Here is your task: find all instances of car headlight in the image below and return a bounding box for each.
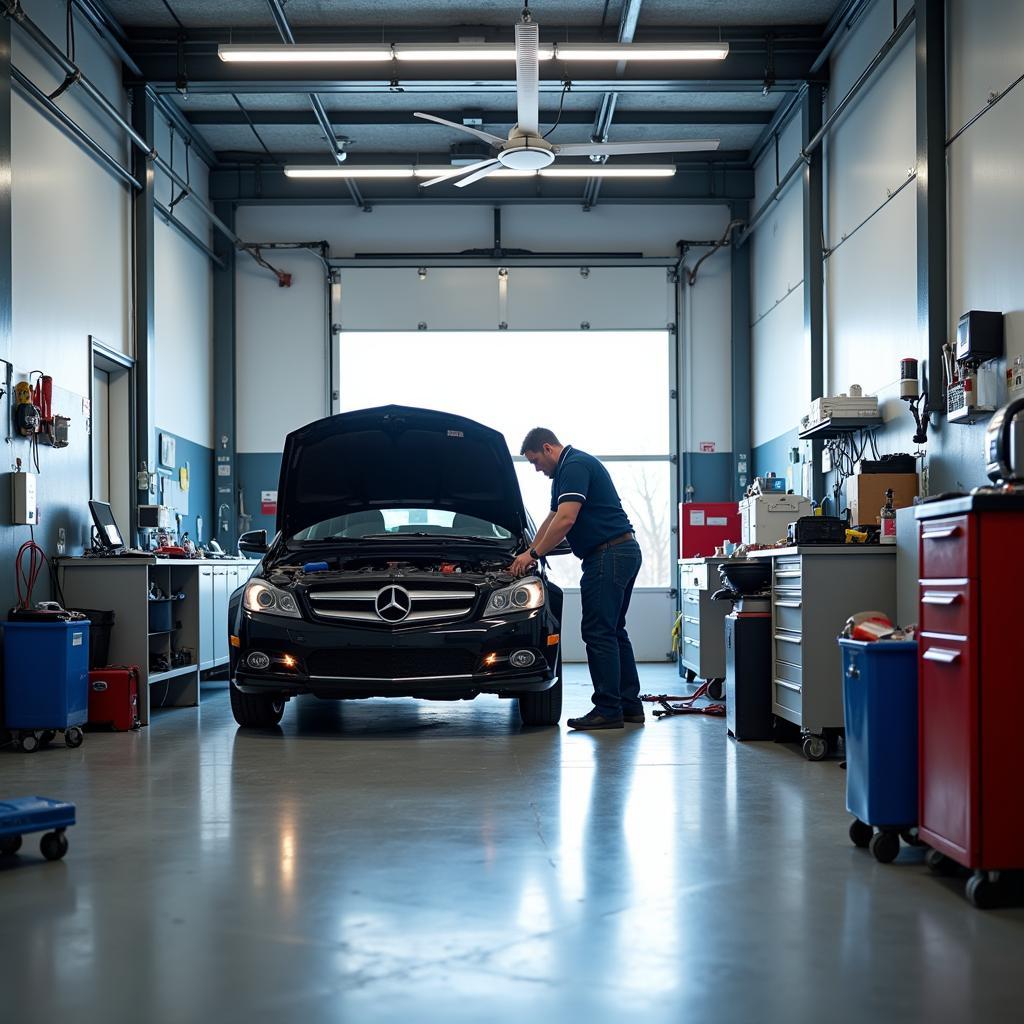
[243,579,301,619]
[484,578,545,616]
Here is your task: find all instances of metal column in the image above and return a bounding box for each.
[0,16,11,365]
[212,201,239,549]
[131,84,155,541]
[915,0,947,412]
[802,83,825,502]
[730,199,751,499]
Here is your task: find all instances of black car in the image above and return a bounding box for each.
[228,405,564,730]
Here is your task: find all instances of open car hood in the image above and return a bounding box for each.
[277,405,529,539]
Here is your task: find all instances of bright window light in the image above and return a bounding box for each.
[218,44,393,63]
[554,43,729,60]
[284,166,415,178]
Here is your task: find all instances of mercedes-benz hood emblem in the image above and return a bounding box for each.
[375,585,412,623]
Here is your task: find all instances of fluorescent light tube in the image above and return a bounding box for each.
[412,167,535,178]
[553,43,729,61]
[540,166,677,178]
[218,44,393,63]
[284,167,415,179]
[394,44,554,61]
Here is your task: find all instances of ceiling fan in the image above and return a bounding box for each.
[415,11,720,188]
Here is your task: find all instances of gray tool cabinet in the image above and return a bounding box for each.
[750,546,897,760]
[677,557,730,695]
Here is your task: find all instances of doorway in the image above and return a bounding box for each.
[90,339,134,542]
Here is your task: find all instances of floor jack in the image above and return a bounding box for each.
[641,680,726,719]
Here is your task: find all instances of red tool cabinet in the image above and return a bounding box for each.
[916,496,1024,904]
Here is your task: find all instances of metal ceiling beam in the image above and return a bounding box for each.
[182,108,774,128]
[583,0,643,210]
[264,0,366,209]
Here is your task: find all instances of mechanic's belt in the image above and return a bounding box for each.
[589,532,635,556]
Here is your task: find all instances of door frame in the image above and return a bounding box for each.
[89,337,137,543]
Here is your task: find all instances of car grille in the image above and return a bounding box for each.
[306,581,477,626]
[307,648,478,680]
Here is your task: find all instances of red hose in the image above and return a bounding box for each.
[15,541,47,610]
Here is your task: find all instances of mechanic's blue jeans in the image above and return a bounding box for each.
[579,539,643,719]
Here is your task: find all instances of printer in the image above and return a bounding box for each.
[739,476,814,546]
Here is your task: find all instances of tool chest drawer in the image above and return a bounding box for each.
[919,583,973,639]
[773,601,803,635]
[682,614,701,641]
[920,515,975,580]
[774,632,803,665]
[775,657,803,687]
[774,678,803,717]
[774,562,802,586]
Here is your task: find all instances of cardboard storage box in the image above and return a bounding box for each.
[847,473,919,527]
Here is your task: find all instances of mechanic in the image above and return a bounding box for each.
[510,427,643,731]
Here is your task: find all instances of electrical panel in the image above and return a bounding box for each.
[11,472,37,525]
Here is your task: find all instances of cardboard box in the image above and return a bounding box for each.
[847,473,919,527]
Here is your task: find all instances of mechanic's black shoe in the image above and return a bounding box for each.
[567,709,624,731]
[623,712,646,725]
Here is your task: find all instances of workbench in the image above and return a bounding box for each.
[749,545,897,759]
[56,557,257,725]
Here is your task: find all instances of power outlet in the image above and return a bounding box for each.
[56,527,67,555]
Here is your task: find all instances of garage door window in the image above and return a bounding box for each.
[339,330,673,588]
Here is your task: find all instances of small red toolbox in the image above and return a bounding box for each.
[88,666,141,731]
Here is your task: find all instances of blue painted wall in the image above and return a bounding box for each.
[238,452,285,540]
[154,427,214,546]
[753,429,800,482]
[682,452,734,502]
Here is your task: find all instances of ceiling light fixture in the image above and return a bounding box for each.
[284,166,415,178]
[217,41,726,64]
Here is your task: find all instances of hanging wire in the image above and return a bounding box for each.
[542,79,572,138]
[47,0,81,101]
[167,136,192,214]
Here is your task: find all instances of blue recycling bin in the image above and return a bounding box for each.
[840,638,918,833]
[3,621,90,732]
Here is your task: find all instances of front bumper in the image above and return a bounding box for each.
[232,607,558,701]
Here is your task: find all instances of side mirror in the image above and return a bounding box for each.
[238,529,269,555]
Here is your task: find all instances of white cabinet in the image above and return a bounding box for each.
[199,567,215,670]
[212,568,229,665]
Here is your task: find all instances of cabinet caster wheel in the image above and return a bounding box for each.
[900,828,923,847]
[40,831,69,862]
[849,819,873,849]
[40,730,57,746]
[925,849,957,875]
[869,830,901,864]
[18,732,39,754]
[64,727,84,749]
[0,834,23,856]
[684,668,697,683]
[707,679,725,701]
[802,735,828,761]
[966,872,1003,910]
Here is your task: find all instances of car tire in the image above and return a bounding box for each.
[230,679,286,729]
[518,657,562,727]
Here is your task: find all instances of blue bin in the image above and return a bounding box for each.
[2,621,90,731]
[840,638,918,827]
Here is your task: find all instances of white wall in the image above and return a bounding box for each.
[153,115,214,448]
[11,0,131,393]
[234,202,734,458]
[750,0,1023,496]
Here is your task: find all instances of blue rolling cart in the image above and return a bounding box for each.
[0,797,75,860]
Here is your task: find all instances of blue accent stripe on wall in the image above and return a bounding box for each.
[238,452,284,540]
[753,429,799,481]
[154,428,214,546]
[683,452,734,502]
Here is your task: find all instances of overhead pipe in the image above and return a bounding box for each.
[11,65,142,191]
[155,200,226,268]
[738,6,915,247]
[71,0,143,78]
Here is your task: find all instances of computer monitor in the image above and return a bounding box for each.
[89,500,125,550]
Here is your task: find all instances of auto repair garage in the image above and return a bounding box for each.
[1,0,1022,1018]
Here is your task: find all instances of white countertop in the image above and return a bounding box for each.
[748,545,897,557]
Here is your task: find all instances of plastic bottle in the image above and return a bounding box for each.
[880,488,897,545]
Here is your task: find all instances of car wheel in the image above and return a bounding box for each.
[518,655,562,727]
[230,679,286,729]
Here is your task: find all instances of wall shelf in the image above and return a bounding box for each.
[149,664,197,685]
[799,416,884,440]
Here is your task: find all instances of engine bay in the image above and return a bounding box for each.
[268,554,517,588]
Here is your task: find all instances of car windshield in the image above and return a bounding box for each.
[291,508,514,543]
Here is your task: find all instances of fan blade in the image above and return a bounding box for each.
[419,159,498,188]
[514,21,540,136]
[453,161,504,188]
[412,112,505,146]
[553,139,721,156]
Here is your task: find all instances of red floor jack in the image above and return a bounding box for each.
[641,681,726,719]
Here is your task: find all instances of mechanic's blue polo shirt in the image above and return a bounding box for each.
[550,445,634,557]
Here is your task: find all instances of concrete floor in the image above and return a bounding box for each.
[1,664,1021,1023]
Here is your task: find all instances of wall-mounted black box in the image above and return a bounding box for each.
[955,310,1003,363]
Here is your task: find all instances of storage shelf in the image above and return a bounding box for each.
[149,664,197,685]
[799,416,884,440]
[148,628,181,636]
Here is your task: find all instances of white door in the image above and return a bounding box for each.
[92,368,110,504]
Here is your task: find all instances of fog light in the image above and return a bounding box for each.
[510,649,536,668]
[281,654,297,669]
[246,651,271,671]
[483,652,499,667]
